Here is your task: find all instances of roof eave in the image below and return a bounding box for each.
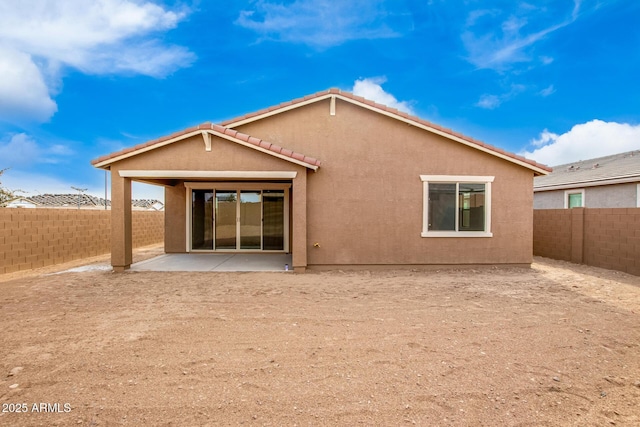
[534,174,640,191]
[92,128,320,171]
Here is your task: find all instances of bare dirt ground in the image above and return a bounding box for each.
[1,249,639,426]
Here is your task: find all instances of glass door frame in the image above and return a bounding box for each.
[185,182,290,253]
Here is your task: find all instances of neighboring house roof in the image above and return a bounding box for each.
[534,150,640,191]
[3,194,164,210]
[27,193,111,208]
[132,199,164,210]
[4,197,37,208]
[91,88,551,175]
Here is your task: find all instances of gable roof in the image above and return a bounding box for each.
[92,89,550,175]
[91,123,321,170]
[534,149,640,191]
[222,88,552,176]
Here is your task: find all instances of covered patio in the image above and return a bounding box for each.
[91,123,320,273]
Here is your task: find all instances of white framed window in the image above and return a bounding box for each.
[420,175,494,238]
[636,184,640,208]
[564,189,585,208]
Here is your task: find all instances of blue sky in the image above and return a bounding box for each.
[1,0,639,200]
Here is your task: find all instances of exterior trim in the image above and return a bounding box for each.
[637,183,640,208]
[184,182,292,190]
[421,175,494,238]
[420,175,495,183]
[564,189,585,209]
[121,171,298,179]
[420,231,493,238]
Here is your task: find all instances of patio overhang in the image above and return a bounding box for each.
[117,170,299,186]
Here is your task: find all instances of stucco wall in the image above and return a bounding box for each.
[534,191,565,209]
[236,99,536,266]
[534,183,639,209]
[587,183,638,207]
[105,97,539,267]
[0,209,164,274]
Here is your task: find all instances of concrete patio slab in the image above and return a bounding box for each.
[129,253,292,272]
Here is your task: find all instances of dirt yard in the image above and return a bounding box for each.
[1,250,639,426]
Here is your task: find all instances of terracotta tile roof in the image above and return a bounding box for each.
[92,88,550,174]
[221,88,552,174]
[91,123,321,169]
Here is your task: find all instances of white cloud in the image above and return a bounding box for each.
[476,94,501,110]
[531,129,559,147]
[236,0,401,48]
[462,2,582,71]
[352,77,414,114]
[475,84,525,109]
[0,133,40,166]
[0,0,194,124]
[0,133,74,166]
[539,85,556,97]
[540,56,554,65]
[520,120,640,165]
[0,46,57,123]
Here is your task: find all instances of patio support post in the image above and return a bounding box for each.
[292,170,307,272]
[111,171,132,272]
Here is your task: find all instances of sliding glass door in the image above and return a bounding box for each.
[240,191,261,249]
[190,186,288,252]
[262,190,284,250]
[215,191,237,250]
[192,190,213,250]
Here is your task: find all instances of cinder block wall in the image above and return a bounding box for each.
[584,208,640,274]
[533,209,572,261]
[0,209,164,274]
[131,211,165,248]
[534,207,640,276]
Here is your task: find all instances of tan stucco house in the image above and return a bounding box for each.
[92,89,551,272]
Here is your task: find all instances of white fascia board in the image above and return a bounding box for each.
[119,170,298,179]
[420,175,495,182]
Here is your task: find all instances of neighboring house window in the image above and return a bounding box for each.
[564,189,585,208]
[420,175,494,237]
[637,184,640,208]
